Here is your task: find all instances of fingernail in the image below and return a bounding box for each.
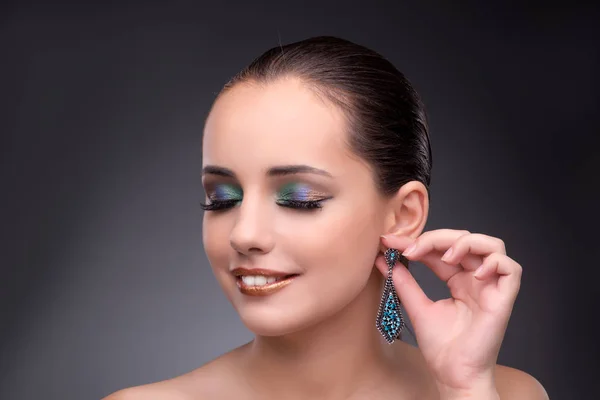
[402,243,417,256]
[380,235,389,240]
[474,264,484,278]
[441,248,453,262]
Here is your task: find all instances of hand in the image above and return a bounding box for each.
[377,229,522,399]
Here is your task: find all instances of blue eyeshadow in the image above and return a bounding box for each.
[212,184,242,200]
[278,183,315,201]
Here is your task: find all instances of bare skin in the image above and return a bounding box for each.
[103,77,547,400]
[103,340,544,399]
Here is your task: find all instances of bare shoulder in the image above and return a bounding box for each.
[102,345,247,400]
[102,381,190,400]
[495,364,549,400]
[396,344,548,399]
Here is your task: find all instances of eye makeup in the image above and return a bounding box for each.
[200,183,242,211]
[211,184,243,201]
[200,181,333,212]
[275,182,332,209]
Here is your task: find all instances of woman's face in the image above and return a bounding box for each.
[202,77,389,336]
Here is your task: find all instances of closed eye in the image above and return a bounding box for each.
[200,199,240,211]
[276,198,332,210]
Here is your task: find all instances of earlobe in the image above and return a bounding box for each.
[385,181,429,239]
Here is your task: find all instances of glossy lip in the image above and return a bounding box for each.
[231,267,293,278]
[231,267,299,296]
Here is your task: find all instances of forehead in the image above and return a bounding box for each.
[203,78,357,175]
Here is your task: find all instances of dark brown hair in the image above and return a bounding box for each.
[218,35,433,199]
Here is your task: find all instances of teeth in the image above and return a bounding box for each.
[241,275,285,286]
[255,276,267,286]
[242,276,255,286]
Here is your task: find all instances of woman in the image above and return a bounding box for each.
[105,36,548,399]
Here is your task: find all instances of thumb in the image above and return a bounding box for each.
[391,262,432,326]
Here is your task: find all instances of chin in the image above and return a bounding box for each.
[234,300,333,337]
[236,306,309,337]
[220,276,365,338]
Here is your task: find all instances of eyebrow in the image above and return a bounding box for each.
[202,165,333,178]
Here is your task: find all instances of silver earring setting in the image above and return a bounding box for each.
[376,248,406,344]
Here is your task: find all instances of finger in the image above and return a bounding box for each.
[393,263,433,326]
[398,229,471,260]
[381,231,474,282]
[376,257,433,326]
[474,253,522,296]
[374,251,411,276]
[376,251,465,283]
[441,233,507,268]
[456,253,483,273]
[380,235,415,254]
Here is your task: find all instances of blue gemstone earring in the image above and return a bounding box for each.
[376,248,406,344]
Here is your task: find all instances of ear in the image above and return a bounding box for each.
[383,180,429,239]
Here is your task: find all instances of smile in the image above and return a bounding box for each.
[232,268,299,296]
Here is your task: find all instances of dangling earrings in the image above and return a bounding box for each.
[376,248,406,344]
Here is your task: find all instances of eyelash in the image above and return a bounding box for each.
[199,199,240,211]
[199,198,328,212]
[277,199,326,209]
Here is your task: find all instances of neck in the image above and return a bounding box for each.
[243,270,401,399]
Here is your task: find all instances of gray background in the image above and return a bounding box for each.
[1,1,598,399]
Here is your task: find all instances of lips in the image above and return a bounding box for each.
[231,267,299,296]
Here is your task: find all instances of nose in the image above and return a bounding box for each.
[229,197,275,256]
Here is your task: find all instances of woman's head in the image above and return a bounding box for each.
[201,36,431,337]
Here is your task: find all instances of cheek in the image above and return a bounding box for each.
[202,215,232,273]
[282,199,383,277]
